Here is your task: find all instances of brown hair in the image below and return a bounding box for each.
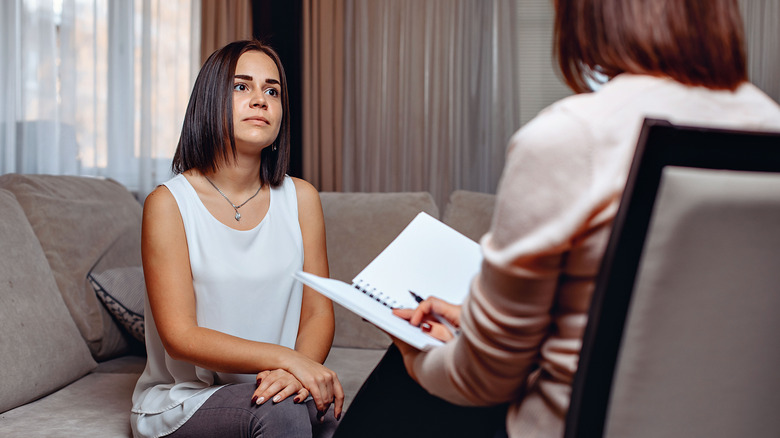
[172,40,290,187]
[554,0,748,93]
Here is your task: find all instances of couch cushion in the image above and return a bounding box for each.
[0,372,138,438]
[93,355,147,374]
[88,267,146,344]
[319,192,438,349]
[0,189,97,414]
[441,190,496,242]
[0,174,143,360]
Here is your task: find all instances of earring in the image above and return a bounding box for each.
[272,144,278,151]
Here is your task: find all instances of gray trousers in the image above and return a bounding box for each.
[166,383,339,438]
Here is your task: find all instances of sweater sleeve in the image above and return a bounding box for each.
[412,107,598,406]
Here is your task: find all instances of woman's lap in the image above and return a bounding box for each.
[167,383,338,438]
[170,346,507,438]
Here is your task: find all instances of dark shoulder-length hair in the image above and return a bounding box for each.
[554,0,748,93]
[172,40,290,187]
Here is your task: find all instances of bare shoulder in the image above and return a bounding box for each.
[291,176,319,199]
[291,177,323,214]
[142,185,185,238]
[141,184,189,271]
[143,185,178,218]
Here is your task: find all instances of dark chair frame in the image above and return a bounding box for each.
[563,118,780,437]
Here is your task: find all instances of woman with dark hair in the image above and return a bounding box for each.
[131,40,342,438]
[334,1,780,437]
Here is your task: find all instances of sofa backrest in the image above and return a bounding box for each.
[441,190,496,243]
[0,174,143,361]
[0,172,497,364]
[0,188,97,413]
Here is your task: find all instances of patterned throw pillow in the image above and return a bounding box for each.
[88,267,145,344]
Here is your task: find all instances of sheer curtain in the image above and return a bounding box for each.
[0,0,197,198]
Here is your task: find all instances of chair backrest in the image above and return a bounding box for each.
[564,118,780,438]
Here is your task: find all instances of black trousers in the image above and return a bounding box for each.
[333,344,508,438]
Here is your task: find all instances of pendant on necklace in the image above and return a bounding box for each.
[235,211,241,221]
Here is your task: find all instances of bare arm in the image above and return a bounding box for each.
[292,177,335,364]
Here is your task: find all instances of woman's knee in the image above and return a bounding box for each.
[214,384,312,436]
[173,384,313,437]
[254,397,312,436]
[307,402,339,438]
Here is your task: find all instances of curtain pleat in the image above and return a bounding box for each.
[200,0,252,64]
[740,0,780,103]
[303,0,345,192]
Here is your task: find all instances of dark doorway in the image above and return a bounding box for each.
[252,0,303,178]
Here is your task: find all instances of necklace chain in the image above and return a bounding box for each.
[204,176,263,221]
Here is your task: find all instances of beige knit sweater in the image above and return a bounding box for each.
[412,74,780,438]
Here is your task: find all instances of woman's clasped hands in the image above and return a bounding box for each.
[252,355,345,421]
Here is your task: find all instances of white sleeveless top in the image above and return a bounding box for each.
[131,174,304,438]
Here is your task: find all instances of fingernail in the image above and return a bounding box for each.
[317,411,325,421]
[293,396,300,403]
[336,413,342,421]
[256,378,261,386]
[273,395,281,403]
[421,322,432,332]
[255,396,264,405]
[251,395,258,404]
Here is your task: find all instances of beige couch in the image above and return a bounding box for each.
[0,174,495,437]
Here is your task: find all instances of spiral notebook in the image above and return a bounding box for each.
[294,212,482,350]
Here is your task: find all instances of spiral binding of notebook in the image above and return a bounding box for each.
[352,279,401,308]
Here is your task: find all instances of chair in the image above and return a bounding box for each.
[564,118,780,438]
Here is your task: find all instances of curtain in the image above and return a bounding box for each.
[303,0,571,207]
[740,0,780,103]
[200,0,252,64]
[1,0,66,176]
[343,0,522,207]
[302,0,345,192]
[0,0,196,198]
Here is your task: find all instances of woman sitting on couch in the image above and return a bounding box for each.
[131,40,342,438]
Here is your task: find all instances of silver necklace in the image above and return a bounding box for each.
[204,176,263,221]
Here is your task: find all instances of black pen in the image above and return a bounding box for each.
[408,291,459,338]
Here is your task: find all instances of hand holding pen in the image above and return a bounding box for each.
[391,291,462,341]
